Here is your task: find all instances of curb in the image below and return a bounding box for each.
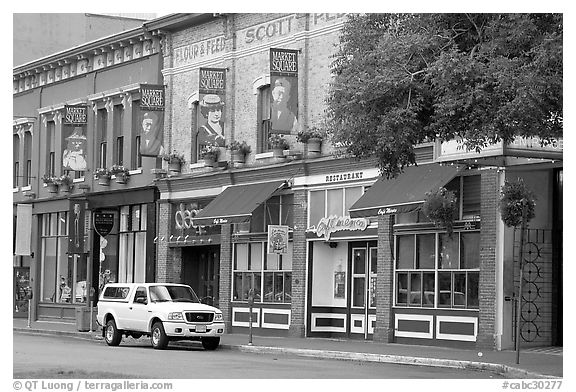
[14,328,557,379]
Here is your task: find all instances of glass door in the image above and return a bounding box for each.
[351,245,377,339]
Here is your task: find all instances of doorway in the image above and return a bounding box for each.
[182,246,220,308]
[349,242,377,339]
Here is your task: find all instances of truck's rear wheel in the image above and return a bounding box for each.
[105,319,122,346]
[151,322,169,350]
[201,337,220,350]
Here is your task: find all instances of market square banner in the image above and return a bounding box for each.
[62,105,88,172]
[139,84,165,157]
[270,48,298,134]
[197,68,227,159]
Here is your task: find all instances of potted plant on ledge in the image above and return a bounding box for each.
[228,141,252,164]
[55,174,73,192]
[162,150,186,173]
[42,174,59,193]
[297,126,324,158]
[110,165,130,184]
[268,134,289,158]
[200,144,220,167]
[95,168,112,186]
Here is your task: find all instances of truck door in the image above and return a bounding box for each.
[128,286,150,332]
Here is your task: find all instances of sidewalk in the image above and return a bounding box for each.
[13,318,562,379]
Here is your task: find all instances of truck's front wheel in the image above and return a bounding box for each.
[201,337,220,350]
[104,319,122,346]
[151,322,169,350]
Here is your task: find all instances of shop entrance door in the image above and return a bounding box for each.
[350,243,377,339]
[182,246,220,308]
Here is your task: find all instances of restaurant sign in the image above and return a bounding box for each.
[316,215,370,241]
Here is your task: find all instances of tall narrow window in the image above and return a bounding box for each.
[98,109,108,169]
[258,86,271,153]
[134,136,142,168]
[24,131,32,186]
[46,121,55,176]
[116,136,124,166]
[113,104,124,166]
[13,134,19,188]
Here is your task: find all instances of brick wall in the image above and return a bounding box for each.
[219,224,233,331]
[477,169,498,349]
[374,214,395,342]
[156,202,182,283]
[289,188,308,337]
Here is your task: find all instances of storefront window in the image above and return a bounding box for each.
[249,194,293,233]
[40,212,88,304]
[118,205,147,283]
[233,241,292,303]
[308,185,365,230]
[395,231,480,309]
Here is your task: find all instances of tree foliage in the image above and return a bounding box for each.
[326,14,563,178]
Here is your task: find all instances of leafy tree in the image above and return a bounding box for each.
[326,13,562,178]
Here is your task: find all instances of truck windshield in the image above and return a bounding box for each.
[149,285,200,303]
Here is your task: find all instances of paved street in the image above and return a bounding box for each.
[14,332,503,379]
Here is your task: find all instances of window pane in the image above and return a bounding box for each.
[266,252,279,270]
[461,232,480,269]
[370,248,377,275]
[467,272,479,308]
[344,186,363,214]
[463,176,481,218]
[353,249,366,275]
[253,272,261,302]
[439,233,459,269]
[396,273,408,305]
[438,272,452,307]
[309,190,325,228]
[266,196,280,226]
[250,243,262,271]
[263,272,273,302]
[281,242,292,270]
[369,275,377,308]
[327,188,344,217]
[416,234,435,269]
[353,277,365,307]
[233,272,242,300]
[284,272,292,303]
[281,194,294,227]
[396,235,414,269]
[422,272,435,307]
[235,244,248,270]
[250,204,265,233]
[409,272,421,306]
[453,272,466,307]
[57,238,71,303]
[58,212,67,236]
[120,206,129,232]
[74,255,88,303]
[274,272,284,302]
[42,238,57,302]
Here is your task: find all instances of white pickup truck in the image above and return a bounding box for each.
[96,283,225,350]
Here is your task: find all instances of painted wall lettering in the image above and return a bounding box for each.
[243,15,295,45]
[173,36,226,67]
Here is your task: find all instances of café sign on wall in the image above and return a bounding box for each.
[315,215,370,241]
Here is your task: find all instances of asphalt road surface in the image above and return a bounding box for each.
[13,332,503,379]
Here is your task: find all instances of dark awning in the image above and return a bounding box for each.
[192,180,287,226]
[349,164,461,218]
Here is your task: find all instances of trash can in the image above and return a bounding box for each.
[75,307,90,332]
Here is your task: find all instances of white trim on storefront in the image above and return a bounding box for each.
[394,314,434,339]
[311,312,347,333]
[261,308,291,330]
[232,307,260,328]
[435,315,478,342]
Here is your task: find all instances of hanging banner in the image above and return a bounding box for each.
[93,211,114,238]
[270,48,298,134]
[15,204,32,256]
[197,68,227,159]
[139,84,165,157]
[267,225,289,255]
[62,105,88,172]
[68,199,87,254]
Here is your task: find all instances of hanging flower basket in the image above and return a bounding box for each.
[499,179,536,227]
[421,187,458,237]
